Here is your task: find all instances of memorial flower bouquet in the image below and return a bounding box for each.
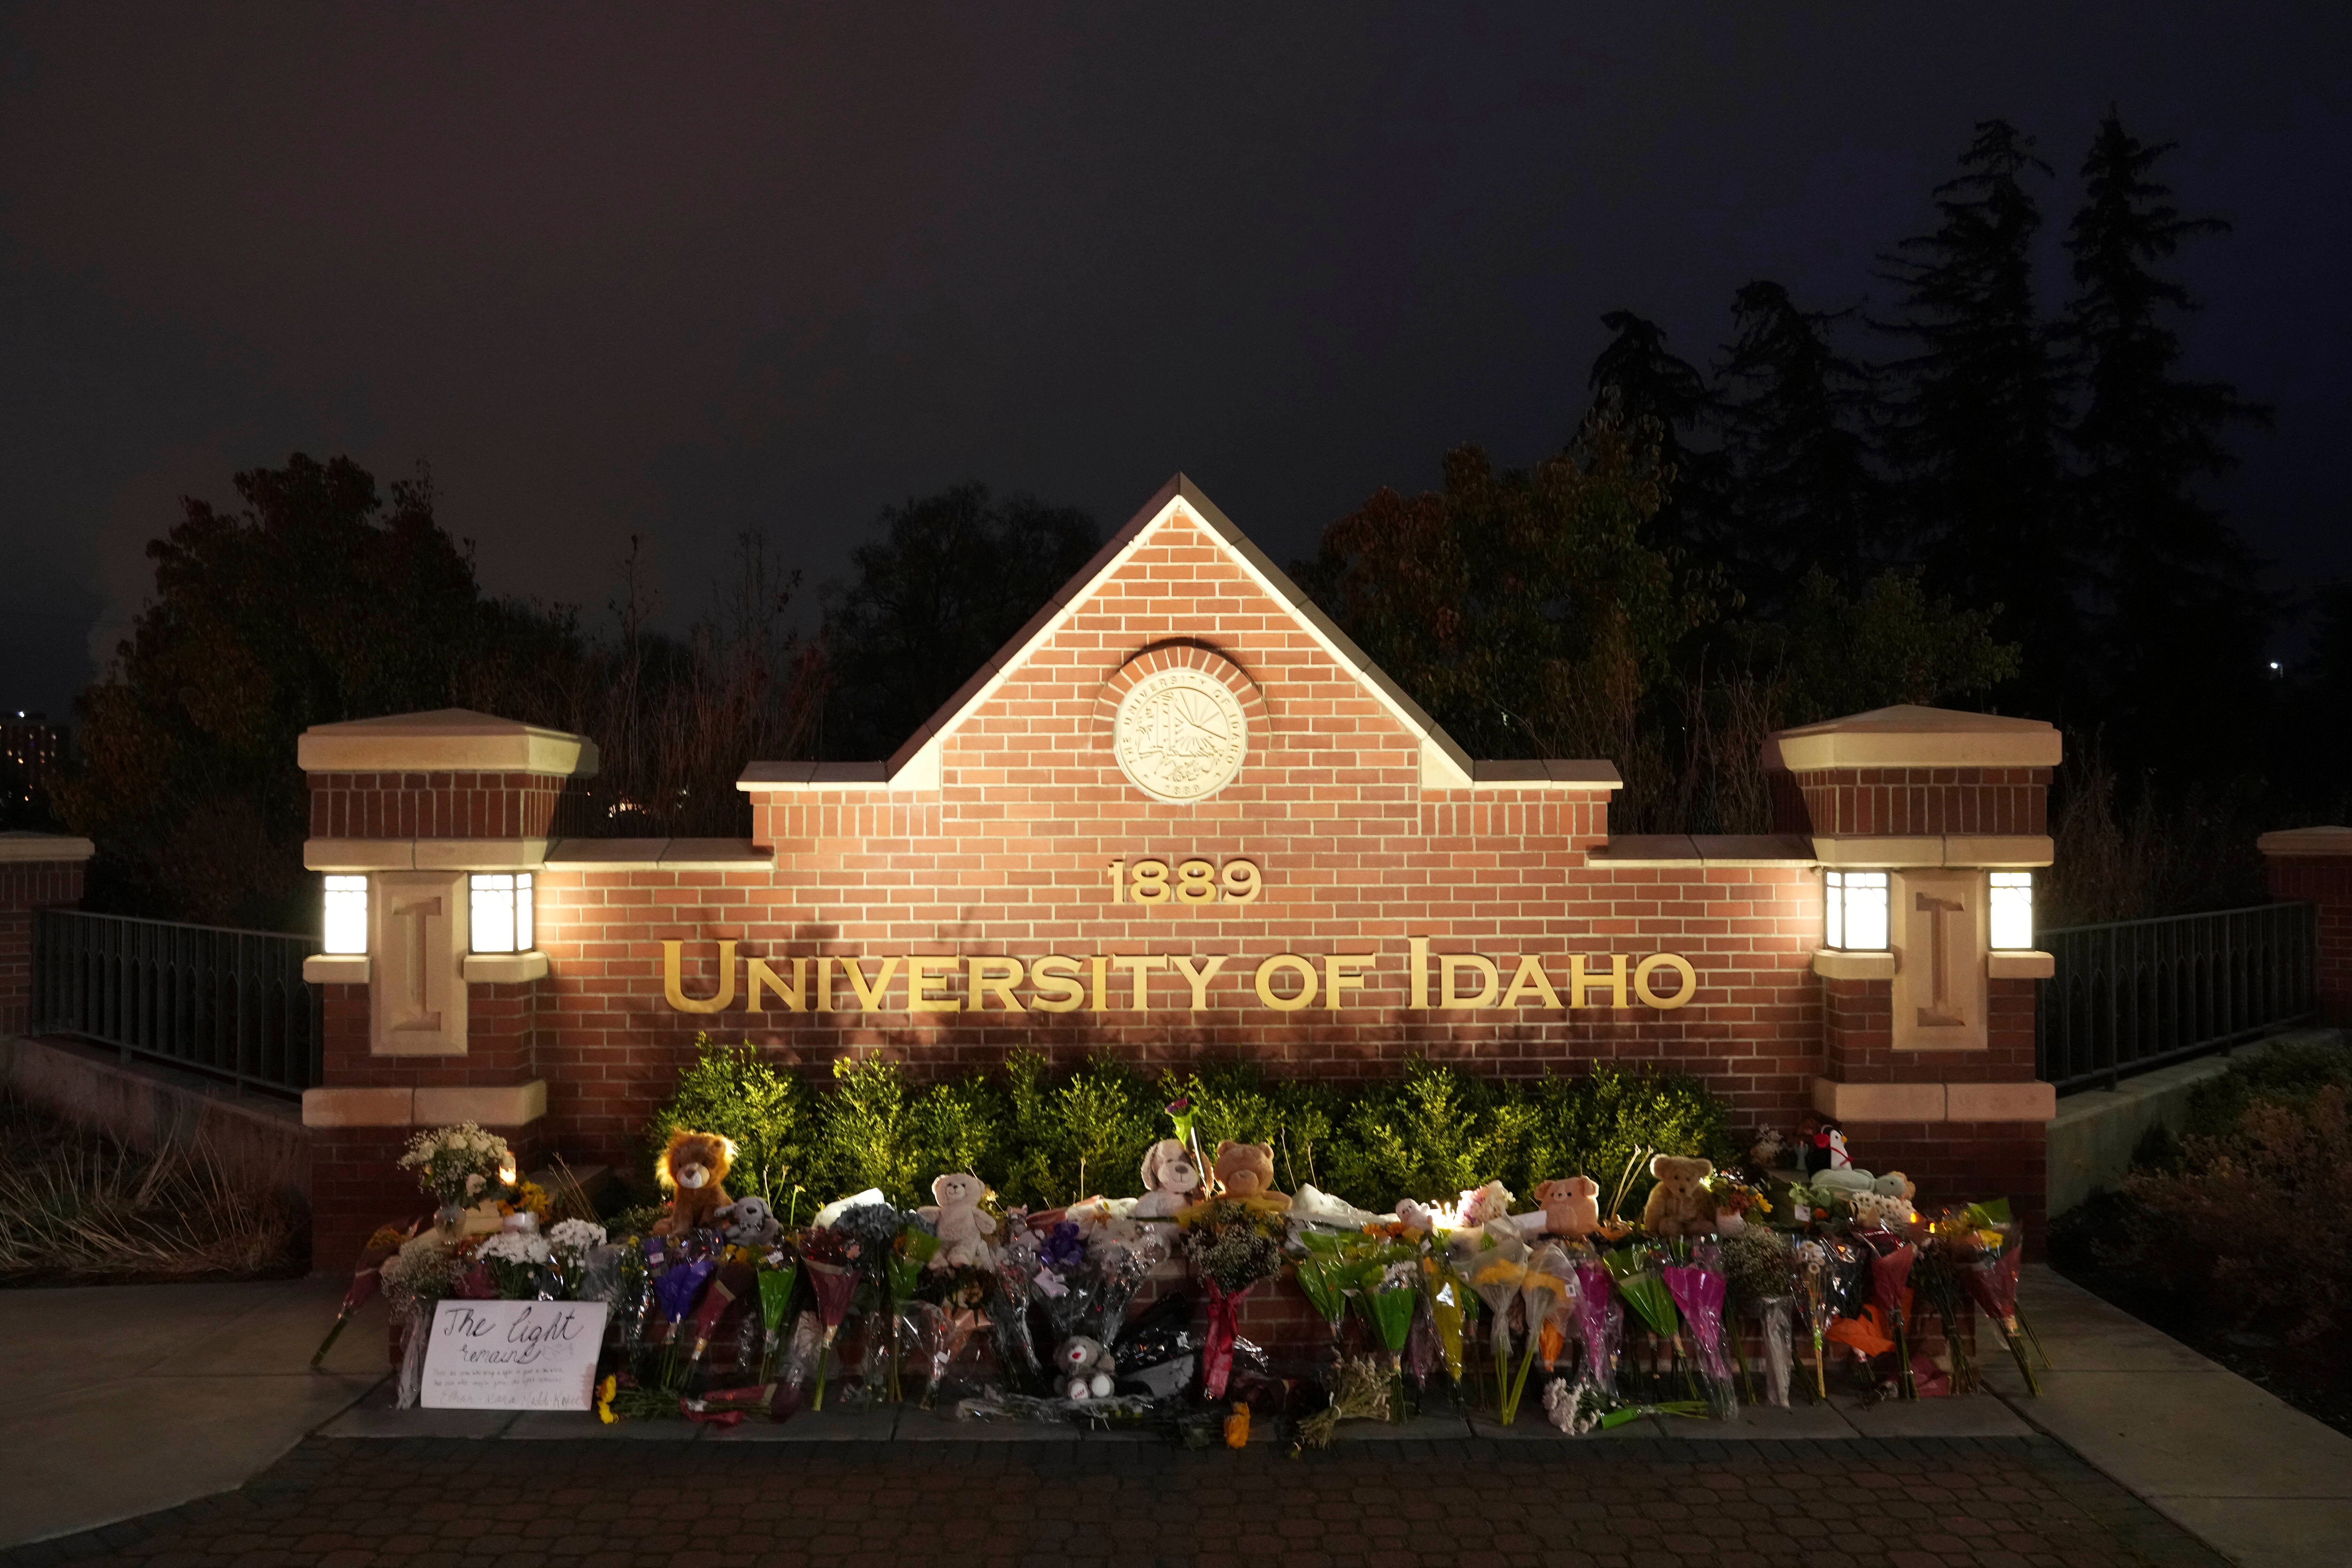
[1419,1251,1470,1393]
[1959,1200,2042,1395]
[546,1219,607,1300]
[1662,1240,1737,1418]
[474,1230,554,1299]
[798,1225,860,1409]
[753,1244,800,1383]
[1604,1243,1688,1400]
[396,1122,513,1227]
[1570,1251,1623,1405]
[1179,1197,1286,1399]
[1721,1224,1794,1407]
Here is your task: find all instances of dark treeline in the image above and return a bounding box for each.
[48,113,2348,932]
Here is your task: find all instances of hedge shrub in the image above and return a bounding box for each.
[647,1035,1739,1218]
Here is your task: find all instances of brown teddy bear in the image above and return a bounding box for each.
[653,1129,735,1236]
[1533,1175,1602,1240]
[1640,1154,1717,1239]
[1213,1140,1289,1208]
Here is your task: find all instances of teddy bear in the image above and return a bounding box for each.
[1639,1154,1717,1239]
[1532,1176,1602,1240]
[921,1171,999,1270]
[1055,1334,1118,1400]
[1132,1138,1203,1219]
[653,1130,735,1236]
[1212,1141,1289,1208]
[714,1195,782,1250]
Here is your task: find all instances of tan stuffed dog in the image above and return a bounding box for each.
[1533,1175,1602,1240]
[1133,1138,1203,1219]
[654,1129,735,1236]
[1213,1140,1289,1207]
[1640,1155,1717,1239]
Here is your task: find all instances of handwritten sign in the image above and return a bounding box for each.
[419,1299,608,1410]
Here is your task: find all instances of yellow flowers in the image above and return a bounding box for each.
[595,1375,618,1425]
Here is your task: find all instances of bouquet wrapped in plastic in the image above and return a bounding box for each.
[1860,1228,1918,1399]
[989,1221,1046,1392]
[1604,1243,1686,1400]
[1663,1241,1737,1419]
[1356,1259,1422,1421]
[797,1227,860,1409]
[1961,1200,2042,1395]
[1570,1252,1624,1406]
[1178,1199,1286,1400]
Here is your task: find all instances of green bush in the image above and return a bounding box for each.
[2181,1038,2352,1140]
[648,1039,1738,1217]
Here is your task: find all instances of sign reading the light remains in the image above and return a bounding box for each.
[420,1299,608,1410]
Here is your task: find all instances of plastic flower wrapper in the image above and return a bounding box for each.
[474,1230,554,1300]
[1524,1242,1580,1376]
[989,1223,1046,1391]
[1916,1215,1979,1395]
[1418,1255,1469,1391]
[1719,1224,1791,1403]
[1352,1259,1421,1420]
[685,1259,757,1391]
[755,1249,800,1382]
[1570,1253,1624,1405]
[1179,1198,1285,1399]
[1960,1200,2040,1395]
[1604,1244,1685,1399]
[1291,1231,1353,1358]
[1794,1238,1833,1401]
[914,1269,993,1408]
[1662,1240,1737,1419]
[1465,1244,1536,1423]
[798,1226,860,1409]
[1860,1228,1918,1399]
[1755,1295,1795,1407]
[1496,1249,1571,1426]
[649,1254,716,1389]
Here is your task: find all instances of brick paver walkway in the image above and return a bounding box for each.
[4,1435,2224,1568]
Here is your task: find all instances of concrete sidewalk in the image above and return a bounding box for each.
[0,1276,383,1548]
[1990,1264,2352,1568]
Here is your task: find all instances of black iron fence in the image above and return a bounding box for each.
[2037,901,2317,1093]
[30,909,322,1096]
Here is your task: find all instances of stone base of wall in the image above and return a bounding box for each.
[1,1033,311,1202]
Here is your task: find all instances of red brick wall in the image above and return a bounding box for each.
[307,771,564,839]
[1824,976,2037,1084]
[2267,855,2352,1025]
[527,514,1831,1164]
[317,980,538,1089]
[0,859,85,1034]
[1794,767,2048,837]
[1833,1120,2048,1238]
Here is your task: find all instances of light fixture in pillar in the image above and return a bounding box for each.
[1824,870,1889,952]
[322,875,369,954]
[468,872,535,954]
[1990,871,2034,950]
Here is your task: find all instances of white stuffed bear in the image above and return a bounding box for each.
[1132,1139,1202,1219]
[919,1172,999,1270]
[1056,1334,1117,1400]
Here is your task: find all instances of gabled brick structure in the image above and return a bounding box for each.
[293,477,2062,1261]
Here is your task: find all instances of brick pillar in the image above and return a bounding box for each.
[1767,705,2061,1230]
[0,834,94,1035]
[2259,827,2352,1025]
[294,710,592,1267]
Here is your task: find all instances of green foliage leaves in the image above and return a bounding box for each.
[648,1041,1736,1218]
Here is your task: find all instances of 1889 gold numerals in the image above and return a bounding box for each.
[1107,858,1261,908]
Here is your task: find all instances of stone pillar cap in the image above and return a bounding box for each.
[1766,704,2061,771]
[0,830,96,863]
[2256,825,2352,857]
[297,708,597,776]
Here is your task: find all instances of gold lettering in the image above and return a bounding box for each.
[1569,953,1629,1009]
[838,955,901,1011]
[815,955,833,1012]
[746,955,807,1013]
[1323,953,1373,1011]
[1634,953,1697,1010]
[1408,936,1430,1008]
[1088,954,1108,1012]
[662,939,737,1014]
[967,955,1025,1012]
[1030,955,1084,1013]
[1254,953,1317,1011]
[1501,955,1562,1010]
[1111,954,1166,1009]
[908,955,961,1012]
[1440,954,1498,1009]
[1171,954,1228,1010]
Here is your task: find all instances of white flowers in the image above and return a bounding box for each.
[548,1219,607,1255]
[476,1232,552,1266]
[396,1122,513,1204]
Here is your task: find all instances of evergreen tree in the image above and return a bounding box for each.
[1586,310,1729,560]
[1878,120,2078,714]
[2062,109,2272,778]
[1716,280,1886,606]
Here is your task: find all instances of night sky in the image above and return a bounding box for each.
[3,4,2345,720]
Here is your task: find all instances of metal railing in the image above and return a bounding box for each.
[30,909,322,1097]
[2036,901,2317,1093]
